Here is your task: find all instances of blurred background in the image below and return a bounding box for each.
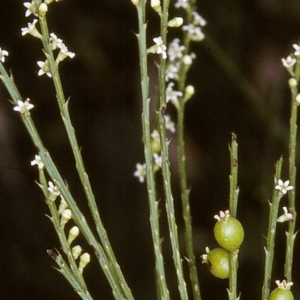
[1,0,300,299]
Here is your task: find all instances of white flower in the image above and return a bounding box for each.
[153,153,162,171]
[275,179,293,195]
[23,1,38,17]
[293,44,300,56]
[168,38,185,61]
[281,56,296,68]
[37,60,52,77]
[165,62,180,81]
[48,181,60,196]
[134,163,146,183]
[31,155,44,170]
[13,99,34,114]
[148,37,167,59]
[182,24,205,41]
[174,0,189,9]
[164,115,176,133]
[21,19,42,39]
[277,207,293,223]
[0,48,8,63]
[49,33,63,50]
[166,82,183,107]
[192,12,207,27]
[56,42,75,64]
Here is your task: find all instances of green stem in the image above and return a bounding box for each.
[157,1,188,299]
[135,1,170,299]
[284,77,298,281]
[228,134,239,300]
[175,3,202,299]
[262,158,283,300]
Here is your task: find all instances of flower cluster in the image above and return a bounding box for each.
[22,1,75,78]
[281,43,300,75]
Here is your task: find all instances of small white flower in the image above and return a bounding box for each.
[153,153,162,174]
[37,60,52,77]
[174,0,189,9]
[148,37,167,59]
[48,181,60,196]
[56,42,75,64]
[165,62,180,81]
[277,207,293,223]
[0,48,8,63]
[182,24,205,41]
[164,115,176,133]
[23,1,38,17]
[275,179,293,195]
[134,163,146,183]
[31,154,44,170]
[192,12,207,27]
[293,44,300,56]
[168,38,185,61]
[281,56,296,68]
[166,82,183,107]
[49,33,63,50]
[21,19,42,39]
[13,99,34,114]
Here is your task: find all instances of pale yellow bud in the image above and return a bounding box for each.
[184,85,195,102]
[288,78,297,88]
[79,253,90,272]
[39,3,48,16]
[71,245,82,260]
[131,0,139,5]
[296,93,300,104]
[167,17,184,28]
[68,226,79,245]
[60,209,72,226]
[58,197,68,214]
[151,0,161,13]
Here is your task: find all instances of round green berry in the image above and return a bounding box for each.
[202,247,230,279]
[214,210,244,252]
[269,280,294,300]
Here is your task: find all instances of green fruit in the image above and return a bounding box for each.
[214,210,244,252]
[269,280,294,300]
[205,247,230,279]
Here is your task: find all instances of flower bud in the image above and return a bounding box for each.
[131,0,139,5]
[39,3,48,17]
[184,85,195,102]
[79,253,90,272]
[68,226,79,245]
[60,209,72,226]
[288,78,297,89]
[71,245,82,260]
[295,93,300,105]
[151,0,161,13]
[168,17,183,28]
[58,196,68,214]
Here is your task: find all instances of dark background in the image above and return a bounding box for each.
[1,0,300,299]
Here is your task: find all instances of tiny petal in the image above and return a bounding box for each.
[0,48,9,63]
[134,163,146,183]
[31,154,44,170]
